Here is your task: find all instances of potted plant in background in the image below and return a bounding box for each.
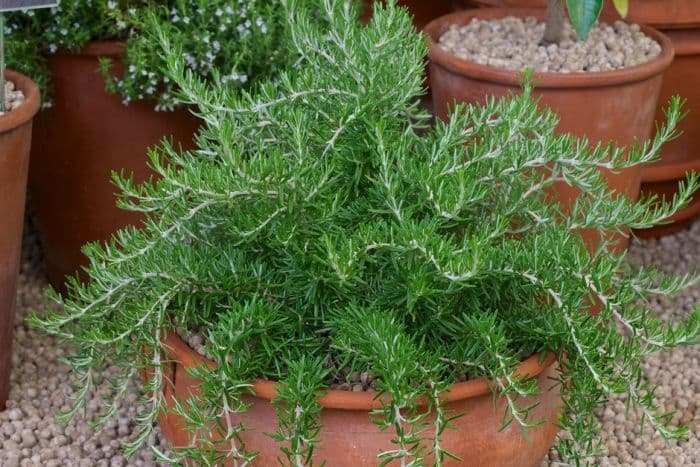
[4,0,318,290]
[0,6,42,410]
[425,1,676,250]
[31,1,700,465]
[462,1,700,239]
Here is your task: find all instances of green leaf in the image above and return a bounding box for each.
[612,0,629,17]
[566,0,604,40]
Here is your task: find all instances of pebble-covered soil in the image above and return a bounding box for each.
[1,81,26,116]
[438,17,662,73]
[1,217,698,466]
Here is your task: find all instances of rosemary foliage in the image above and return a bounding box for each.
[31,1,700,465]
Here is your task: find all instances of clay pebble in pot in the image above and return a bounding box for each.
[0,80,26,114]
[155,332,562,466]
[425,8,674,251]
[28,42,200,291]
[0,70,40,409]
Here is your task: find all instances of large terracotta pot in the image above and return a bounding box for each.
[0,70,40,409]
[425,9,674,250]
[28,42,200,290]
[463,0,700,27]
[462,1,700,237]
[157,333,562,466]
[363,0,464,28]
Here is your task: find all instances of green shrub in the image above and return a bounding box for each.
[32,1,699,465]
[5,0,317,109]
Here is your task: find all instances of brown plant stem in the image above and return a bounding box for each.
[541,0,568,45]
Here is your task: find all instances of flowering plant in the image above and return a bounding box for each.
[5,0,308,109]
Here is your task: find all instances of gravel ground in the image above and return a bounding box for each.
[1,216,698,466]
[1,81,26,116]
[438,17,662,73]
[0,219,167,467]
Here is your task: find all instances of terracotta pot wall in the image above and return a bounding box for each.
[157,333,562,466]
[28,42,199,290]
[425,9,674,250]
[0,70,40,409]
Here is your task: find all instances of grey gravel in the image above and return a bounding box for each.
[438,17,662,73]
[0,218,166,466]
[2,215,698,465]
[1,81,26,116]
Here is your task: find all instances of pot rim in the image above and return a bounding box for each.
[163,332,557,411]
[0,70,41,134]
[670,196,700,221]
[642,158,700,182]
[50,40,124,58]
[424,8,675,89]
[665,28,700,57]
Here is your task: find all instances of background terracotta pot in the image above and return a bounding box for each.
[461,1,700,237]
[635,28,700,237]
[157,333,561,466]
[462,0,700,27]
[425,8,674,250]
[0,70,40,409]
[28,42,200,290]
[362,0,464,28]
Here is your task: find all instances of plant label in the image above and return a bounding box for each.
[0,0,58,12]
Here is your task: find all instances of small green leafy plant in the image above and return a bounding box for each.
[32,0,699,465]
[4,0,315,109]
[543,0,628,43]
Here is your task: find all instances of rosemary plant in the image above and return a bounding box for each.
[32,0,700,465]
[4,0,316,109]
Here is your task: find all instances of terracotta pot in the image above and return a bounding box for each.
[157,333,562,466]
[636,177,700,238]
[462,0,700,27]
[425,8,674,250]
[363,0,464,28]
[457,2,700,236]
[0,70,40,409]
[635,28,700,238]
[28,42,200,290]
